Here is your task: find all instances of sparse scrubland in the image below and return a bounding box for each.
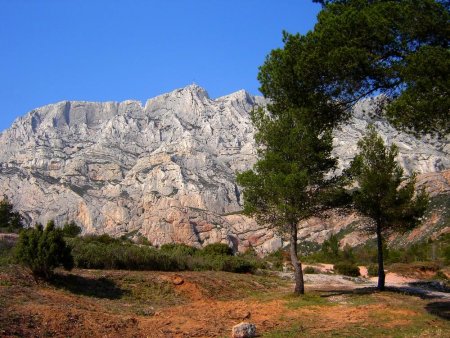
[1,220,449,336]
[1,262,449,337]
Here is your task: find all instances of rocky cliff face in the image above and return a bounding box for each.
[0,85,448,253]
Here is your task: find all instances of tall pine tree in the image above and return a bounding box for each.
[262,0,449,137]
[237,107,339,294]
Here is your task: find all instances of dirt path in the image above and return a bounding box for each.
[300,264,450,300]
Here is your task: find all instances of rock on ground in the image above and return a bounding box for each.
[231,322,256,338]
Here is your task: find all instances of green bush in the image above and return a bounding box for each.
[15,221,74,279]
[61,221,82,238]
[160,243,199,256]
[334,262,360,277]
[263,248,285,270]
[201,243,233,256]
[302,235,345,264]
[321,234,340,258]
[351,242,379,265]
[136,235,152,246]
[0,196,24,233]
[67,236,259,273]
[444,244,450,264]
[342,245,356,263]
[78,234,121,245]
[221,256,257,273]
[0,238,16,266]
[434,270,448,281]
[367,264,378,277]
[68,237,179,271]
[303,266,317,274]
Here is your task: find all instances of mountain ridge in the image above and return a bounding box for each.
[0,85,448,253]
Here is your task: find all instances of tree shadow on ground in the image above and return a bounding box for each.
[49,273,129,300]
[316,286,378,298]
[316,285,447,300]
[316,286,450,321]
[425,301,450,320]
[386,285,448,300]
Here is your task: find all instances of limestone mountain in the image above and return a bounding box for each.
[0,85,448,253]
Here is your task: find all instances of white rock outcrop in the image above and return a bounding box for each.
[0,85,448,252]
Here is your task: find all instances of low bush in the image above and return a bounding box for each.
[303,266,317,274]
[0,238,16,266]
[160,243,199,256]
[201,243,233,256]
[367,264,378,277]
[79,234,121,245]
[263,248,285,271]
[334,262,360,277]
[61,221,82,238]
[67,236,258,273]
[434,270,449,281]
[69,237,179,270]
[0,196,24,233]
[223,256,257,273]
[135,235,152,246]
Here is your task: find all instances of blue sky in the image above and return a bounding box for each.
[0,0,320,132]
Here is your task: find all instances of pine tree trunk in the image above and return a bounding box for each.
[290,224,304,294]
[376,222,385,291]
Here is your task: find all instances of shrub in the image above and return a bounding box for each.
[367,264,378,277]
[303,266,317,274]
[79,234,120,245]
[15,221,74,279]
[201,243,233,256]
[0,196,24,233]
[67,236,260,273]
[334,262,360,277]
[342,245,355,263]
[136,235,152,246]
[203,255,257,273]
[434,270,449,281]
[263,248,285,270]
[221,256,256,273]
[0,237,16,266]
[321,234,340,258]
[160,243,199,256]
[239,246,258,258]
[69,238,180,271]
[61,221,82,238]
[444,244,450,264]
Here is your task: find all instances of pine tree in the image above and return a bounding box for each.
[237,108,340,294]
[262,0,450,136]
[349,125,428,290]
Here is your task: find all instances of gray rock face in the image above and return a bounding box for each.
[0,85,448,253]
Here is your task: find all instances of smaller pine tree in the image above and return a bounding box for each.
[349,125,428,290]
[15,220,74,279]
